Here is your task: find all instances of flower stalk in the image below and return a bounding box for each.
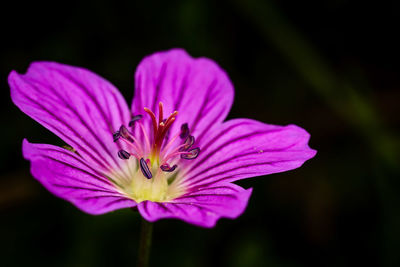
[137,218,153,267]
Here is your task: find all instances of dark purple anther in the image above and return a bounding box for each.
[160,164,177,172]
[119,125,134,143]
[118,150,130,160]
[140,158,153,179]
[179,135,195,151]
[113,130,120,142]
[128,115,143,127]
[180,123,189,139]
[181,147,200,160]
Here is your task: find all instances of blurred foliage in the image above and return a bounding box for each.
[1,0,399,266]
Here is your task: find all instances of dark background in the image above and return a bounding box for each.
[1,0,399,266]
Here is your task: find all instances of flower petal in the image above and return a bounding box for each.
[180,119,317,188]
[23,139,136,214]
[131,49,234,144]
[138,183,252,228]
[9,62,131,172]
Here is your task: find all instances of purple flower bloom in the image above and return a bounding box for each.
[8,49,316,228]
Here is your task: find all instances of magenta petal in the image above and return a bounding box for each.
[9,62,131,171]
[131,49,234,143]
[181,118,317,188]
[138,183,252,228]
[23,139,136,214]
[9,51,317,226]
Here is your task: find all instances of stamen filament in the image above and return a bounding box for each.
[160,132,181,158]
[119,137,143,158]
[162,150,190,164]
[138,121,151,155]
[162,142,189,161]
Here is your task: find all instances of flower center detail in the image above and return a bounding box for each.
[112,102,200,202]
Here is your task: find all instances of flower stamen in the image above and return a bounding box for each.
[118,149,131,160]
[180,123,189,139]
[137,121,151,155]
[140,158,153,179]
[160,163,177,172]
[112,101,201,202]
[179,135,195,152]
[128,114,143,127]
[181,147,200,160]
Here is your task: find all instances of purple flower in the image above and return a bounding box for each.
[8,49,316,228]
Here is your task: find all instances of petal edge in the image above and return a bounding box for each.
[23,139,136,214]
[138,183,252,228]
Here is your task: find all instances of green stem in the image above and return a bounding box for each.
[137,217,153,267]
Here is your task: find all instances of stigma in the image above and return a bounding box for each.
[112,102,200,202]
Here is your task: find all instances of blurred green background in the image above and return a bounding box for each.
[1,0,399,266]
